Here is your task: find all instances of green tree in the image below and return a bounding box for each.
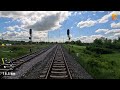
[93,38,103,47]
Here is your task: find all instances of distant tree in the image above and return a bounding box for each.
[76,40,82,45]
[71,41,75,44]
[93,38,103,47]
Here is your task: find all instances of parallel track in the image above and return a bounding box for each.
[0,45,56,78]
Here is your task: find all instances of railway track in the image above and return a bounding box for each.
[0,45,56,78]
[39,45,72,79]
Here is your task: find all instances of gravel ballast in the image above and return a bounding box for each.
[2,45,57,79]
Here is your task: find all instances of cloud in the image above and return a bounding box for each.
[79,34,104,43]
[6,25,20,31]
[33,31,48,39]
[77,11,120,28]
[72,11,82,16]
[77,20,97,28]
[114,33,120,36]
[0,11,72,42]
[26,13,63,31]
[0,11,71,32]
[105,29,120,34]
[92,11,105,13]
[111,22,120,28]
[98,11,120,23]
[71,26,73,29]
[95,29,109,33]
[0,30,48,42]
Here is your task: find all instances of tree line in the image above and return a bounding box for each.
[65,37,120,54]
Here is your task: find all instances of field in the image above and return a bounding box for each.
[63,44,120,79]
[0,44,50,64]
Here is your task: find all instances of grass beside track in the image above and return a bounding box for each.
[63,44,120,79]
[0,44,50,64]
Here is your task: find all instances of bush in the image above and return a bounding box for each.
[86,46,113,54]
[83,49,92,55]
[87,59,100,68]
[10,46,22,51]
[71,50,75,53]
[93,53,101,57]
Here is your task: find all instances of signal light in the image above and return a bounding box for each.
[67,29,70,36]
[29,29,32,35]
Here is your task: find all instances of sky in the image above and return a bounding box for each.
[0,11,120,43]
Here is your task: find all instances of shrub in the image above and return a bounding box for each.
[10,46,22,51]
[83,49,92,55]
[71,50,75,53]
[86,46,113,54]
[93,53,101,57]
[87,59,100,68]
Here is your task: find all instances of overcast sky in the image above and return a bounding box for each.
[0,11,120,43]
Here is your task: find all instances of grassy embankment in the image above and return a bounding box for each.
[0,44,50,64]
[63,44,120,79]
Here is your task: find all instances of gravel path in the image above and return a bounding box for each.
[2,45,57,79]
[62,46,93,79]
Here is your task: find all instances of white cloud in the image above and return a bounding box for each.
[33,31,48,39]
[111,22,120,28]
[95,29,109,33]
[0,11,72,42]
[105,29,120,34]
[114,33,120,36]
[77,11,120,28]
[71,26,73,29]
[77,20,97,28]
[6,25,20,31]
[79,34,104,43]
[92,11,104,13]
[0,30,48,42]
[98,11,120,23]
[0,11,71,32]
[78,12,82,15]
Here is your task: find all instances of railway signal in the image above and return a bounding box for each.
[29,29,32,42]
[67,29,71,53]
[67,29,70,40]
[29,29,32,52]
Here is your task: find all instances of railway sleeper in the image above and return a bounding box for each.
[52,68,66,71]
[52,65,65,68]
[49,75,68,79]
[51,71,67,74]
[53,64,65,66]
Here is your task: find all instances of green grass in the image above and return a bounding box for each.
[63,44,120,79]
[0,44,50,64]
